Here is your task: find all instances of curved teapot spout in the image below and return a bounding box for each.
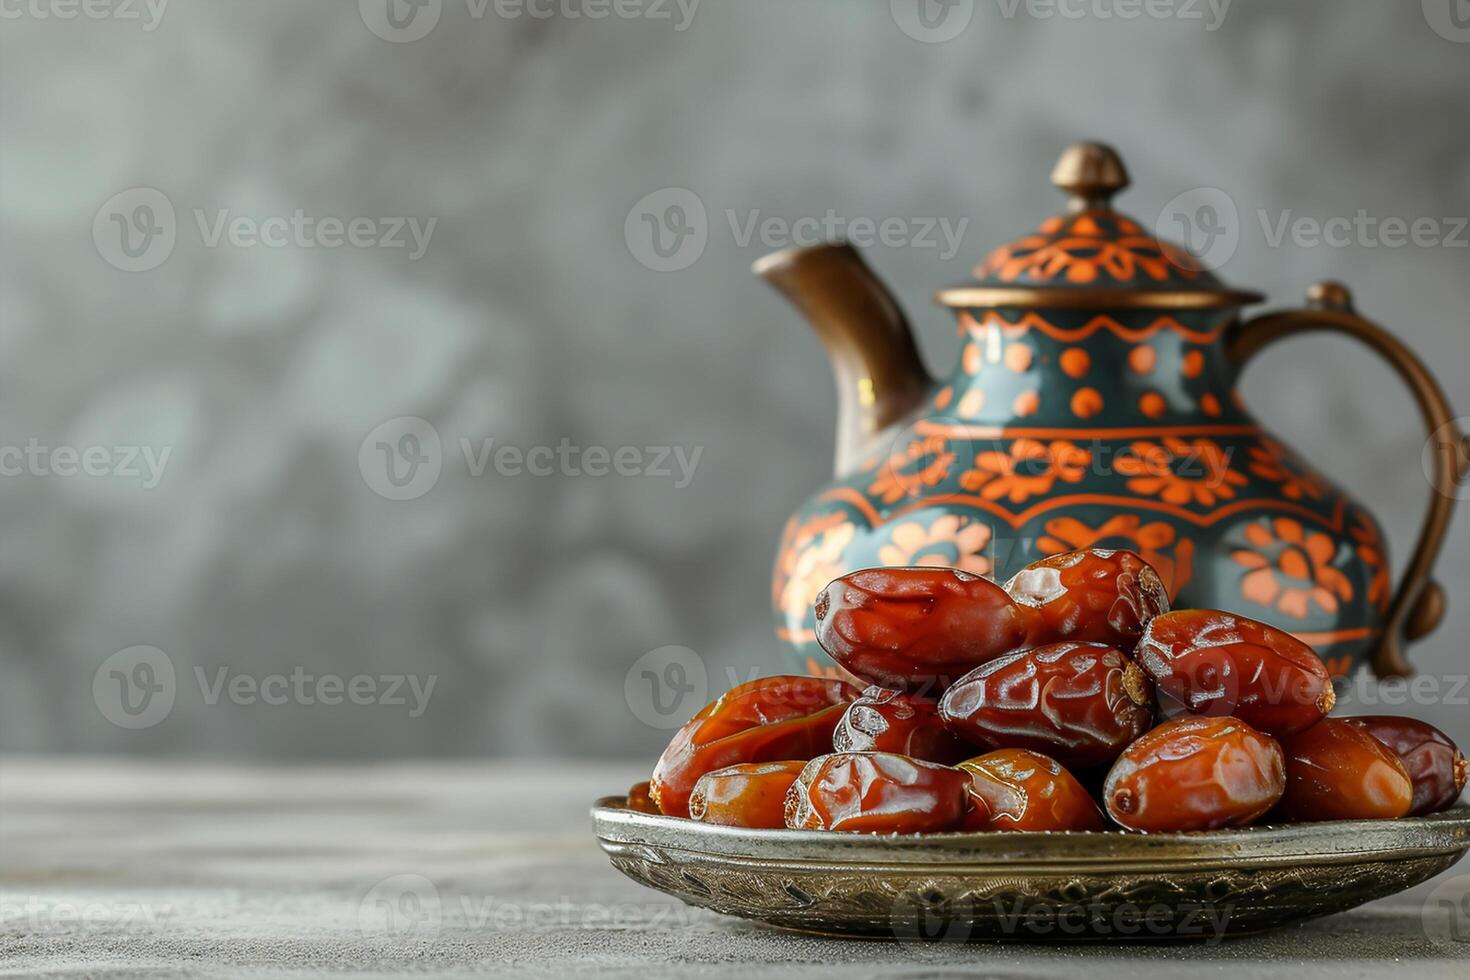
[754,243,932,477]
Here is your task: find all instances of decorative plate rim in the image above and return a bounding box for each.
[593,796,1470,869]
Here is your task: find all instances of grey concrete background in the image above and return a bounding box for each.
[0,0,1466,761]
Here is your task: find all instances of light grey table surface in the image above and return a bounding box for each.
[2,758,1468,979]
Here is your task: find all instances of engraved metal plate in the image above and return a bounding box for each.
[592,797,1470,940]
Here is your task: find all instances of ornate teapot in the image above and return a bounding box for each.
[761,142,1466,681]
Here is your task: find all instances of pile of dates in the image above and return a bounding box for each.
[633,550,1468,834]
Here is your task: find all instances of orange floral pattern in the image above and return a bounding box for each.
[1350,511,1391,612]
[1116,437,1247,508]
[1036,514,1195,599]
[877,514,994,577]
[868,436,956,505]
[975,210,1204,286]
[958,439,1092,504]
[1233,518,1354,620]
[775,518,857,632]
[1248,437,1327,501]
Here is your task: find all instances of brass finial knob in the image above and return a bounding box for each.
[1307,280,1355,311]
[1052,142,1130,211]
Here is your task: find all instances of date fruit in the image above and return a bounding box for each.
[688,761,807,828]
[650,675,858,817]
[833,686,971,764]
[1104,716,1285,832]
[1342,716,1468,815]
[1276,718,1414,822]
[1005,549,1170,651]
[1135,610,1334,736]
[626,781,660,814]
[938,642,1154,771]
[959,749,1105,832]
[784,752,972,834]
[814,567,1031,692]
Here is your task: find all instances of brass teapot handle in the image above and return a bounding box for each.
[1228,281,1468,678]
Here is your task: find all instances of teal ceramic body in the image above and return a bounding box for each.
[772,301,1390,681]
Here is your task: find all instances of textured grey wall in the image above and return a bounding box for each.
[0,0,1466,760]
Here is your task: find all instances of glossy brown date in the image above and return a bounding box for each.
[1005,549,1170,651]
[784,752,972,834]
[688,761,807,828]
[650,675,859,817]
[625,781,660,814]
[833,686,971,764]
[1342,715,1468,815]
[958,749,1105,832]
[1135,610,1334,736]
[1103,715,1285,832]
[1276,718,1414,822]
[814,567,1031,692]
[938,642,1154,771]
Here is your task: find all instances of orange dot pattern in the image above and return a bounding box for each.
[1013,391,1040,417]
[1059,348,1091,379]
[1004,344,1034,373]
[957,388,986,418]
[1128,345,1157,374]
[962,342,982,375]
[1182,350,1205,379]
[1139,392,1167,419]
[933,386,953,410]
[1072,387,1104,419]
[1200,393,1222,417]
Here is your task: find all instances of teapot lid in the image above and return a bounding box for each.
[937,142,1263,310]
